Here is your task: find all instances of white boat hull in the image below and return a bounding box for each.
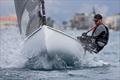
[23,25,85,69]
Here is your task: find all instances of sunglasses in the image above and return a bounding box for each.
[94,19,99,22]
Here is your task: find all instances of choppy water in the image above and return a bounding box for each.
[0,26,120,80]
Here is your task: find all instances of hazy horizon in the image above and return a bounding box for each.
[0,0,120,25]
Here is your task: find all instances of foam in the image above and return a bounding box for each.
[0,27,110,69]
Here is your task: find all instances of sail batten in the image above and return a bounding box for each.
[14,0,42,37]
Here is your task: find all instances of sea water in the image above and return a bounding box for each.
[0,26,119,80]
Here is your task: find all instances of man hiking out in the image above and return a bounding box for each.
[77,14,109,54]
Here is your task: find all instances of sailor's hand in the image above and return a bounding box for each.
[91,38,96,43]
[82,32,87,37]
[90,36,97,43]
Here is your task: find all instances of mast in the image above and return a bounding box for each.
[40,0,46,25]
[92,6,96,15]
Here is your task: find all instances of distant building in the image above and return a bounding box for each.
[105,13,120,30]
[0,16,17,26]
[69,13,91,29]
[62,21,68,29]
[113,14,120,30]
[46,17,54,27]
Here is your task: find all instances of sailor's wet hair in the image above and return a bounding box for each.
[94,14,103,20]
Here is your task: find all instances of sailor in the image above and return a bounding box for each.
[78,14,109,53]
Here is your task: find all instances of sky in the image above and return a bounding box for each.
[0,0,120,25]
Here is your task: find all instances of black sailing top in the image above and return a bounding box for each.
[92,24,109,46]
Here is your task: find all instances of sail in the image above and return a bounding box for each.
[14,0,43,37]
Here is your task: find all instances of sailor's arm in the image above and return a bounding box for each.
[93,25,106,37]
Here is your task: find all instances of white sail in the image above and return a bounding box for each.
[14,0,42,37]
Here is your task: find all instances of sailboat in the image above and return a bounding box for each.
[14,0,85,69]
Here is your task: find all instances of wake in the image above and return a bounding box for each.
[0,27,110,70]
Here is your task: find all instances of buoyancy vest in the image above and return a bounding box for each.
[92,24,109,45]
